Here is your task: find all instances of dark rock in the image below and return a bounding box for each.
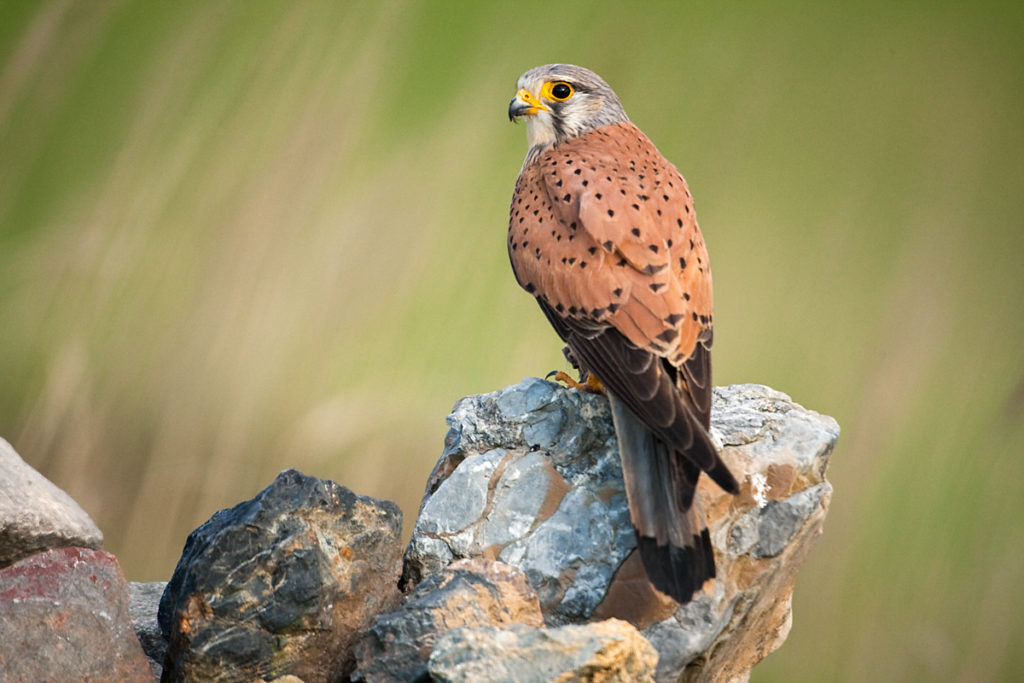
[427,619,658,683]
[130,581,168,678]
[0,437,103,568]
[158,469,402,682]
[0,547,153,681]
[354,558,544,682]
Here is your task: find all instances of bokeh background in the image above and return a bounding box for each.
[2,1,1022,679]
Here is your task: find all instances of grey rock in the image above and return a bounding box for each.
[130,581,168,678]
[354,558,543,682]
[651,384,838,683]
[417,448,505,541]
[159,469,403,683]
[753,483,830,558]
[0,436,103,568]
[0,547,153,681]
[427,619,658,683]
[405,377,632,624]
[404,379,839,682]
[710,384,838,475]
[642,583,733,679]
[498,484,632,622]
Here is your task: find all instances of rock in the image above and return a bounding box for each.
[0,547,153,681]
[130,581,168,678]
[403,378,632,624]
[0,437,103,568]
[404,379,838,681]
[158,469,403,683]
[427,618,658,683]
[354,558,543,682]
[659,384,838,683]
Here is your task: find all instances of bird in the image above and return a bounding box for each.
[506,64,739,603]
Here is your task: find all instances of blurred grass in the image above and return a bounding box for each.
[1,1,1022,679]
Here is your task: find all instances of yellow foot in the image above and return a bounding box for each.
[547,370,605,393]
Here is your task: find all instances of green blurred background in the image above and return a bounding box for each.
[2,1,1022,679]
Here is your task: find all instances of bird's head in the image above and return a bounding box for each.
[509,64,629,161]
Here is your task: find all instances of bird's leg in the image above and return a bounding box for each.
[547,346,605,393]
[548,370,605,393]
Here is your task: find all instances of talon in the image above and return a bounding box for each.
[548,370,605,394]
[549,370,584,389]
[581,373,605,393]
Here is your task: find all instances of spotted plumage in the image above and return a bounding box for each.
[508,64,738,603]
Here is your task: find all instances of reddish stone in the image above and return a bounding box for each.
[0,547,153,681]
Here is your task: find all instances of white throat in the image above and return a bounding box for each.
[525,113,557,151]
[522,113,558,169]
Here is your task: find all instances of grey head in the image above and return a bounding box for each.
[508,64,630,164]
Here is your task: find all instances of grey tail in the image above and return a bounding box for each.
[609,394,716,602]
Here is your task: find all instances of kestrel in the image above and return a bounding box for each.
[507,64,739,603]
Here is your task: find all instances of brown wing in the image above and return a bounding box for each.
[509,122,733,486]
[535,297,735,495]
[509,123,712,361]
[509,121,739,602]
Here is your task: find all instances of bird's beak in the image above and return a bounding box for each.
[508,88,549,121]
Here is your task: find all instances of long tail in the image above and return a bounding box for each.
[609,394,715,602]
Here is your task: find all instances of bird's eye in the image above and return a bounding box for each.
[548,82,574,101]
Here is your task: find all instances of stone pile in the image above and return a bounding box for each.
[401,380,838,682]
[0,438,153,681]
[0,379,838,681]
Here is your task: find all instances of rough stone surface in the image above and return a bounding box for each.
[354,558,544,682]
[405,378,838,682]
[404,377,631,624]
[158,468,403,683]
[0,437,103,568]
[665,384,838,683]
[428,619,658,683]
[0,547,153,681]
[130,581,168,678]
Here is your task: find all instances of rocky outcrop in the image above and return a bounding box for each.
[0,378,837,681]
[158,468,403,682]
[404,379,838,681]
[663,383,837,682]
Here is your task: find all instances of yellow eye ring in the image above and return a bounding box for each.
[542,81,574,102]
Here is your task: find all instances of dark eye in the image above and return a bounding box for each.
[550,82,573,101]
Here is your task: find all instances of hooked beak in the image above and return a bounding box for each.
[508,88,549,121]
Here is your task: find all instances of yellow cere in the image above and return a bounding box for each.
[517,87,549,113]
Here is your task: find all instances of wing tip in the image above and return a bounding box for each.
[707,456,740,494]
